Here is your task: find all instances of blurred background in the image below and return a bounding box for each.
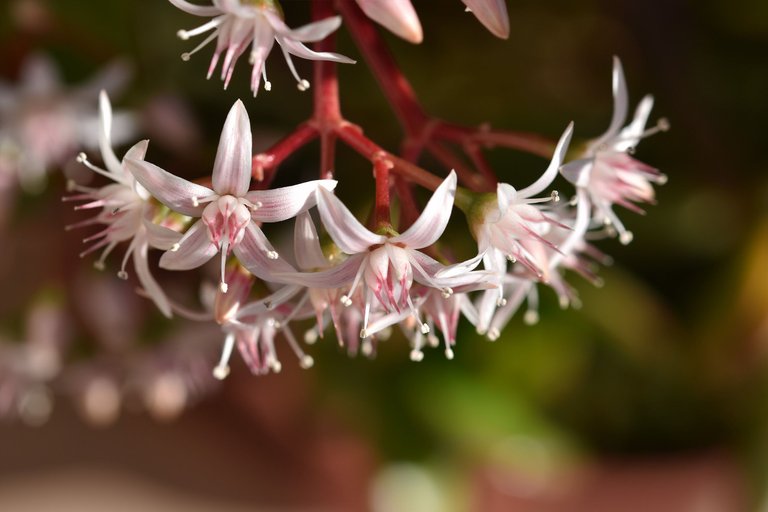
[1,0,767,510]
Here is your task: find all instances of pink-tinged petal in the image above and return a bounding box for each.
[142,217,183,251]
[276,37,357,64]
[294,212,329,270]
[549,189,591,269]
[246,180,337,223]
[125,157,212,217]
[168,0,222,17]
[123,140,149,162]
[134,237,172,318]
[496,182,517,217]
[462,0,510,39]
[232,222,296,280]
[160,220,217,270]
[391,170,456,249]
[355,0,423,43]
[20,54,61,96]
[435,250,485,278]
[517,122,573,199]
[560,158,593,188]
[591,56,629,151]
[316,186,385,254]
[266,12,342,43]
[409,250,494,291]
[273,254,365,289]
[98,91,123,176]
[237,285,303,318]
[212,100,252,196]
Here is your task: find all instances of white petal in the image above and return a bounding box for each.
[391,170,456,249]
[236,285,303,318]
[123,140,149,162]
[266,12,342,43]
[591,56,629,151]
[246,180,337,223]
[518,122,574,199]
[168,0,222,16]
[134,237,172,318]
[615,94,654,151]
[294,212,329,270]
[560,158,593,188]
[125,157,212,217]
[409,251,495,291]
[213,100,252,196]
[355,0,423,43]
[496,182,517,217]
[316,186,385,254]
[160,221,217,270]
[277,37,356,64]
[143,217,183,251]
[272,254,365,289]
[462,0,510,39]
[232,222,295,280]
[98,91,123,176]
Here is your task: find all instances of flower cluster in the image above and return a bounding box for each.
[67,52,666,380]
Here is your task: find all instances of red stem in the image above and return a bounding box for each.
[373,157,392,228]
[251,122,317,185]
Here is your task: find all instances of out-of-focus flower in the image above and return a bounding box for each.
[561,57,668,245]
[68,91,182,317]
[125,99,336,293]
[170,0,355,95]
[0,54,133,192]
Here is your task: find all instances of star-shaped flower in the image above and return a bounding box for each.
[125,99,337,293]
[170,0,355,95]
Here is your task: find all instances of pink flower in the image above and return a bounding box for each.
[0,54,133,192]
[278,171,493,341]
[561,57,668,245]
[125,99,337,293]
[68,91,181,317]
[170,0,355,95]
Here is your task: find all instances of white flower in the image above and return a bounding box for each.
[170,0,355,95]
[125,99,337,293]
[561,57,668,245]
[69,91,181,317]
[277,171,492,340]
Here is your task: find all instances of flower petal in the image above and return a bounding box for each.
[560,158,593,188]
[615,94,654,151]
[125,157,212,217]
[277,37,357,64]
[98,91,124,176]
[294,212,329,270]
[355,0,423,43]
[212,100,252,196]
[517,122,573,199]
[591,56,629,152]
[391,170,456,249]
[246,180,337,223]
[143,216,183,251]
[160,220,217,270]
[273,253,365,289]
[316,186,385,254]
[134,237,173,318]
[232,222,296,280]
[462,0,510,39]
[168,0,222,17]
[266,12,343,43]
